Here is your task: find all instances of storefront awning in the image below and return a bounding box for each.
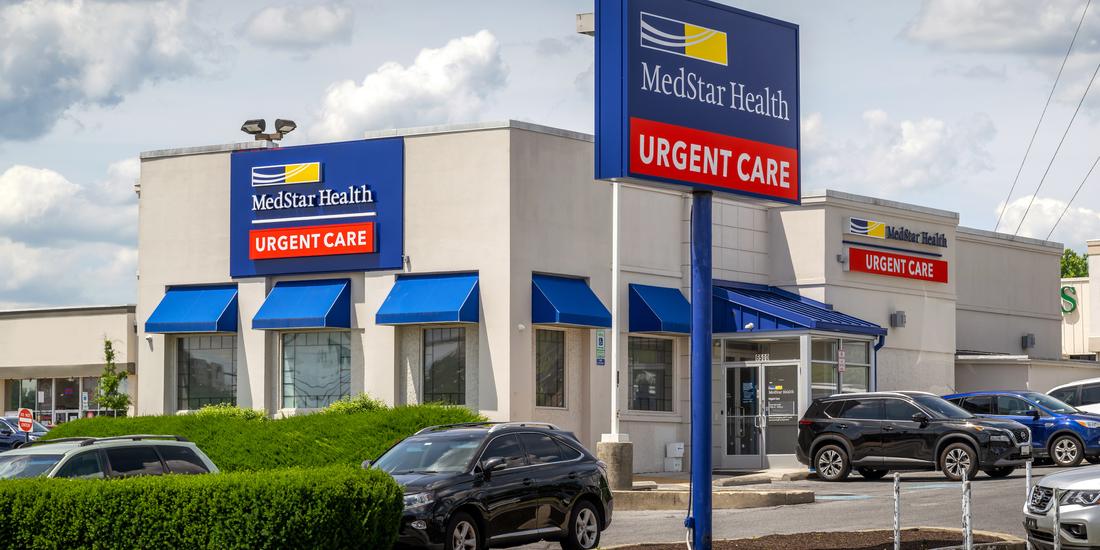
[375,273,479,325]
[532,274,611,328]
[145,285,238,333]
[252,279,351,330]
[629,284,689,334]
[713,283,886,336]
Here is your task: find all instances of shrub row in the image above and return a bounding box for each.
[0,466,401,550]
[44,404,483,472]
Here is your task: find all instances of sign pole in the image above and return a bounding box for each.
[610,179,620,437]
[689,190,713,550]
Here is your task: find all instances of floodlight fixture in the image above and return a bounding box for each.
[240,118,297,142]
[274,119,297,134]
[241,119,266,135]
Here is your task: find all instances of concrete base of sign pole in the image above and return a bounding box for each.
[598,436,633,491]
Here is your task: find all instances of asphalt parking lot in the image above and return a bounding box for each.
[519,465,1063,548]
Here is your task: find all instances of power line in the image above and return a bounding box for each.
[1045,154,1100,241]
[1012,57,1100,237]
[994,0,1091,232]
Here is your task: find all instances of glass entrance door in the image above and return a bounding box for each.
[722,363,764,469]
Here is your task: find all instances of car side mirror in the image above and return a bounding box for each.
[911,412,930,425]
[0,430,11,436]
[360,459,373,469]
[1029,410,1041,420]
[480,457,506,479]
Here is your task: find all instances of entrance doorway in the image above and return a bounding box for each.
[719,361,800,469]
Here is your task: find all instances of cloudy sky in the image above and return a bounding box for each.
[0,0,1098,307]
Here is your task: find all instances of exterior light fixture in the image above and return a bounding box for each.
[1021,333,1036,350]
[889,311,907,328]
[240,118,296,142]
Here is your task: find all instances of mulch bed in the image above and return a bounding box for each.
[613,528,1006,550]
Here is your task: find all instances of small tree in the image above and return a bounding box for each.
[97,339,131,416]
[1062,248,1089,278]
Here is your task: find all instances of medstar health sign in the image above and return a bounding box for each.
[230,139,404,278]
[596,0,800,203]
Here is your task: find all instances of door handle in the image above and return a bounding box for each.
[883,425,895,432]
[569,472,578,479]
[837,423,849,429]
[523,478,534,486]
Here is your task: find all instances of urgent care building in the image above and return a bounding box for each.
[111,119,1075,472]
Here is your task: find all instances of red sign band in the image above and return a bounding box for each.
[249,222,376,260]
[629,117,799,202]
[849,247,948,284]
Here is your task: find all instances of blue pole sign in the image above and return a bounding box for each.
[229,139,405,278]
[596,0,800,204]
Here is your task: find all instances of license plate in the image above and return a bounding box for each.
[1021,446,1031,455]
[1024,517,1038,530]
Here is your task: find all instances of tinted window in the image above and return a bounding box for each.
[557,440,583,461]
[1051,387,1080,407]
[105,447,165,477]
[0,454,63,479]
[996,395,1037,416]
[157,445,209,474]
[837,399,882,420]
[373,432,484,474]
[54,452,104,479]
[911,395,973,419]
[1024,392,1077,414]
[1082,384,1100,405]
[519,433,564,464]
[960,396,993,414]
[883,399,921,421]
[482,435,527,469]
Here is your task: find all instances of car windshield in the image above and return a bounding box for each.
[0,454,63,479]
[913,395,974,419]
[1024,392,1078,414]
[373,432,484,474]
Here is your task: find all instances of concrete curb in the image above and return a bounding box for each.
[599,526,1024,549]
[611,488,814,511]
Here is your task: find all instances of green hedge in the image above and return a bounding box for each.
[0,467,401,550]
[44,404,482,471]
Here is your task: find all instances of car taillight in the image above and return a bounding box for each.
[798,419,813,426]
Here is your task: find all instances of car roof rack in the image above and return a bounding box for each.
[488,422,560,432]
[414,422,499,435]
[77,435,190,447]
[25,437,98,447]
[413,421,563,435]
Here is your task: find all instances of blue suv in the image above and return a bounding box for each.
[943,391,1100,467]
[0,417,49,450]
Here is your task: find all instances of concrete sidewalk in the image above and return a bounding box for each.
[632,467,814,490]
[613,468,817,510]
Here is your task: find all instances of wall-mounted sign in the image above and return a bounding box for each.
[848,217,948,248]
[1062,286,1079,314]
[849,247,948,284]
[230,139,404,278]
[596,330,607,366]
[595,0,800,203]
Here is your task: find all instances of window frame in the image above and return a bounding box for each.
[175,334,238,411]
[533,328,567,410]
[474,431,585,472]
[421,326,468,406]
[626,335,677,414]
[279,330,353,410]
[53,450,106,479]
[103,446,168,478]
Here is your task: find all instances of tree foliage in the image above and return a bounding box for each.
[1062,248,1089,278]
[96,339,131,415]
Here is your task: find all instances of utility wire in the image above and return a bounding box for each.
[994,0,1091,232]
[1012,58,1100,237]
[1045,154,1100,240]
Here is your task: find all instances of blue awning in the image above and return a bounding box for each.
[375,273,479,325]
[252,279,351,330]
[532,274,611,328]
[713,283,886,336]
[629,284,689,334]
[145,285,238,333]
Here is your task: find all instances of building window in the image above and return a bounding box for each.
[423,327,466,405]
[282,332,351,409]
[811,338,872,396]
[535,329,565,408]
[177,335,237,410]
[628,337,674,412]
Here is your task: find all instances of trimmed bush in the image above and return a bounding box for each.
[191,403,268,421]
[0,467,402,550]
[45,404,482,471]
[324,393,386,414]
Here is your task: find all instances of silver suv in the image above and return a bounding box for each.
[0,435,219,480]
[1024,465,1100,549]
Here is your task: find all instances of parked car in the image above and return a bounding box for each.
[1023,464,1100,549]
[1049,378,1100,416]
[0,417,49,450]
[367,422,612,550]
[797,391,1031,482]
[944,390,1100,467]
[0,435,219,479]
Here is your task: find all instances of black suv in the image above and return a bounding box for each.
[797,391,1031,482]
[368,422,612,550]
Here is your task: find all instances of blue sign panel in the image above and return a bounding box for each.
[596,0,800,204]
[230,139,404,278]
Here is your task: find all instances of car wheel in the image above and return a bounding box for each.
[560,500,601,550]
[1086,456,1100,465]
[856,467,889,480]
[1051,435,1084,467]
[814,444,851,482]
[444,512,482,550]
[984,466,1014,478]
[940,442,978,482]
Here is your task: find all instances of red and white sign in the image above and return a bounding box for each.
[249,222,375,260]
[629,117,799,202]
[17,408,33,432]
[849,247,948,284]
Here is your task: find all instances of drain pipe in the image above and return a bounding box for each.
[873,334,886,390]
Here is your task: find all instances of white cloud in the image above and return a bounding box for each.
[804,110,996,192]
[312,30,508,141]
[996,194,1100,247]
[0,166,78,225]
[907,1,1099,55]
[244,2,352,51]
[0,0,215,140]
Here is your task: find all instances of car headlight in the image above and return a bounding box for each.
[989,434,1011,443]
[403,492,434,510]
[1062,490,1100,506]
[1076,420,1100,429]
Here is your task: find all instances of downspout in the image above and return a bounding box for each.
[873,334,886,391]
